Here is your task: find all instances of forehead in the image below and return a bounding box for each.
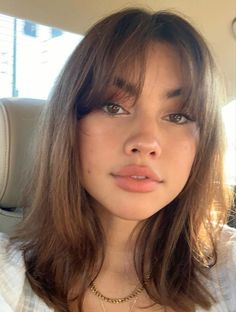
[143,43,184,87]
[110,43,184,97]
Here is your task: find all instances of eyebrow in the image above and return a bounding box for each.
[113,77,138,96]
[113,77,183,100]
[166,88,183,98]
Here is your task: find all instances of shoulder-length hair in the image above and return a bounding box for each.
[12,8,232,312]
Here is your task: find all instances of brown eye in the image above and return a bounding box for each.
[166,113,193,124]
[102,103,128,115]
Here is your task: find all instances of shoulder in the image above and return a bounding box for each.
[217,225,236,266]
[0,233,53,311]
[206,225,236,311]
[0,232,25,310]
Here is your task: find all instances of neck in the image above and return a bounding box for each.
[103,217,139,273]
[94,212,143,294]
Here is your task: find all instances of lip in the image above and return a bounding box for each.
[112,165,163,193]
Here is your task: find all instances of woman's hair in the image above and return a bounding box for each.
[12,8,233,312]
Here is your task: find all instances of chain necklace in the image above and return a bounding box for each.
[99,295,139,312]
[89,281,144,304]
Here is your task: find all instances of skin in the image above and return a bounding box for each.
[79,43,199,224]
[80,43,199,311]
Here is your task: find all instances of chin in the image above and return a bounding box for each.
[108,204,163,222]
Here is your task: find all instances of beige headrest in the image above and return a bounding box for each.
[0,98,45,208]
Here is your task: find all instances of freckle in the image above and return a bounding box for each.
[87,169,91,174]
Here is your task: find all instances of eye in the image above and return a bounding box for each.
[165,113,194,124]
[102,102,129,116]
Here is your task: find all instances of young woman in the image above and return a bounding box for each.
[0,7,235,312]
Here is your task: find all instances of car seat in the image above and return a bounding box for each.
[0,98,44,234]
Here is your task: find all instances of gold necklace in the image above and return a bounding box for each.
[99,296,139,312]
[89,281,144,304]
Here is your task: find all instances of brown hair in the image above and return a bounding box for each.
[12,8,232,312]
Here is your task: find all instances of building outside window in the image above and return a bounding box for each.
[0,13,82,99]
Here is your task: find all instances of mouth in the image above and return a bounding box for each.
[112,165,163,193]
[130,176,148,180]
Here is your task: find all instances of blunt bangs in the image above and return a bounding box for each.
[74,9,215,132]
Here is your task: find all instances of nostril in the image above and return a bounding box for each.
[150,151,156,156]
[131,148,139,153]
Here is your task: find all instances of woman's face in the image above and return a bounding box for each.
[78,43,199,222]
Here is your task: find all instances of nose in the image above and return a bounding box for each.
[124,129,162,158]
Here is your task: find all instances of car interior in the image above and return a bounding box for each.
[0,0,235,234]
[0,98,44,234]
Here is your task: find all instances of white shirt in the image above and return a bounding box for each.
[0,226,236,312]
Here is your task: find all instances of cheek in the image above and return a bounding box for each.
[78,113,126,159]
[167,135,198,172]
[174,126,198,158]
[78,118,118,177]
[79,135,97,175]
[182,145,197,179]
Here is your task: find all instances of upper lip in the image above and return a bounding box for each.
[112,165,163,182]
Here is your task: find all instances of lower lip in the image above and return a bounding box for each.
[113,176,160,193]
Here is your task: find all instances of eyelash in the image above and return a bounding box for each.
[164,113,194,125]
[102,103,194,124]
[102,102,129,116]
